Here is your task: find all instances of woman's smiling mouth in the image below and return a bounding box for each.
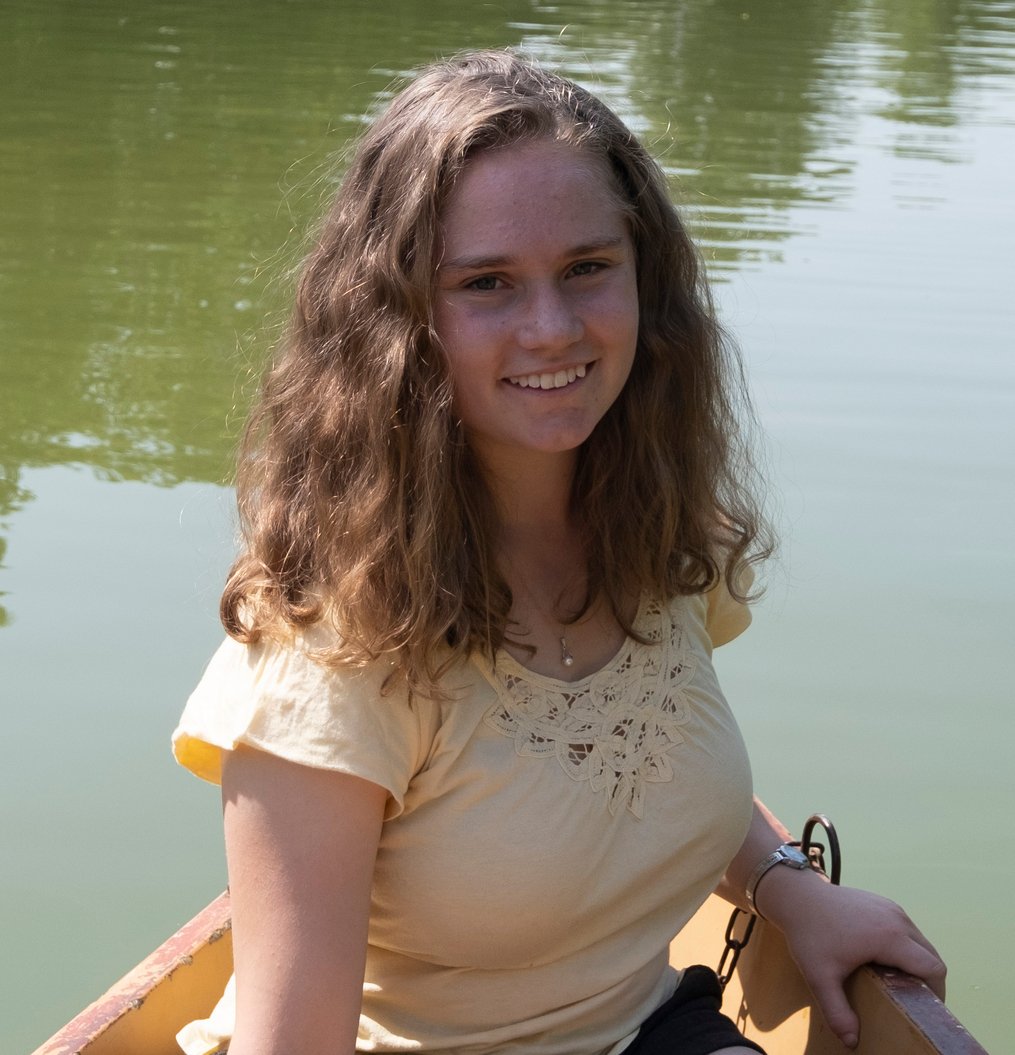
[505,363,589,390]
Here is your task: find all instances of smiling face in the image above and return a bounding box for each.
[434,139,639,478]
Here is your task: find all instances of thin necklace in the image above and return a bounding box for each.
[559,634,575,668]
[508,571,582,670]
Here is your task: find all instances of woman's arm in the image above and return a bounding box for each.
[221,744,387,1055]
[717,798,947,1050]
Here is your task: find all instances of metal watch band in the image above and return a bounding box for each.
[744,843,811,917]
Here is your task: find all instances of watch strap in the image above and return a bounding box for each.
[745,842,812,917]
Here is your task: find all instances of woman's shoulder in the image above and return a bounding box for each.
[661,561,755,649]
[172,628,439,813]
[186,623,400,712]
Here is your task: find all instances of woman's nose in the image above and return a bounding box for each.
[516,285,584,351]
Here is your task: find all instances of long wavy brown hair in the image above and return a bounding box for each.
[221,50,773,695]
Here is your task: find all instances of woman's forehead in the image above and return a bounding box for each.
[438,142,629,262]
[443,140,619,219]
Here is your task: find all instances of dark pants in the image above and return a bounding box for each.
[622,966,767,1055]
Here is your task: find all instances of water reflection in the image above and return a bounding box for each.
[1,0,1014,578]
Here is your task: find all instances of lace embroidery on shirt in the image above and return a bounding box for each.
[484,598,696,818]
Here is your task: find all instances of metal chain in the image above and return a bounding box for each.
[716,908,756,990]
[716,813,841,992]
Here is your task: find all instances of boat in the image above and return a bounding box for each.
[33,889,988,1055]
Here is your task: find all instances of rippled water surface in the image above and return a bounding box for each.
[2,1,1013,1050]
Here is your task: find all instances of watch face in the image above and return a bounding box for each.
[780,845,810,867]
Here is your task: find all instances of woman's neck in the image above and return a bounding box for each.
[480,448,578,541]
[480,448,585,617]
[477,449,630,681]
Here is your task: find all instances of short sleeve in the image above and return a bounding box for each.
[172,634,430,820]
[704,563,755,648]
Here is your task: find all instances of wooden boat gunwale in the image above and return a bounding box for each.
[33,891,989,1055]
[861,966,987,1055]
[33,893,233,1055]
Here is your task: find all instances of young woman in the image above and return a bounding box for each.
[173,51,945,1055]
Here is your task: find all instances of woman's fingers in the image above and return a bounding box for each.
[807,924,948,1048]
[805,966,861,1048]
[775,883,948,1049]
[875,934,948,1000]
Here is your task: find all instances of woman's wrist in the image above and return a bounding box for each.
[751,855,830,926]
[744,843,811,916]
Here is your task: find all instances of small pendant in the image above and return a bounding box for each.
[560,635,574,667]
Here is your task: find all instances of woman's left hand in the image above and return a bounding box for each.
[754,865,947,1049]
[719,801,948,1049]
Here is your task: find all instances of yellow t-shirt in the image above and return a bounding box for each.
[172,585,754,1055]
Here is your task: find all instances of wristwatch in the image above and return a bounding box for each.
[745,843,812,917]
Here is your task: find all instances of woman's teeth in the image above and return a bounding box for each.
[507,364,587,389]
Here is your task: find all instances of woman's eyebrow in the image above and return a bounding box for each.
[439,252,513,273]
[440,236,627,274]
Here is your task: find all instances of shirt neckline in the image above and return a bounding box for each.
[489,593,653,691]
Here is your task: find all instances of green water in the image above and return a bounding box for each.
[2,1,1013,1050]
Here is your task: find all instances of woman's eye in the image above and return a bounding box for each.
[569,261,603,277]
[466,275,501,291]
